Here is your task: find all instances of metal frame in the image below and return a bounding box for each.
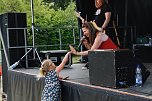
[7,28,28,68]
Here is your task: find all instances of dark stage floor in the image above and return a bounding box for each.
[14,63,152,99]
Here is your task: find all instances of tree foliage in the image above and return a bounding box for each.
[0,0,23,13]
[43,0,72,10]
[0,0,79,50]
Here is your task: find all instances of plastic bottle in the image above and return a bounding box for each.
[135,64,142,87]
[149,38,152,46]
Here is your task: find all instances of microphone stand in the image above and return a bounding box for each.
[9,48,33,69]
[30,0,36,59]
[10,0,42,69]
[29,0,42,65]
[9,48,42,69]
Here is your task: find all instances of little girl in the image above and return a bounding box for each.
[39,51,71,101]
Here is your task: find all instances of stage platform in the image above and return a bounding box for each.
[7,63,152,101]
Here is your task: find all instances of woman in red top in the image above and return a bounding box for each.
[70,22,118,56]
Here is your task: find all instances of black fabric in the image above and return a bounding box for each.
[61,81,151,101]
[8,70,45,101]
[8,70,151,101]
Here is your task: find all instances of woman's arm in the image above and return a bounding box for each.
[69,45,88,56]
[55,52,71,74]
[70,34,104,56]
[102,12,111,29]
[90,33,103,50]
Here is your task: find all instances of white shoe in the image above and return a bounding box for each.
[82,66,87,70]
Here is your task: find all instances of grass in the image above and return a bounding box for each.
[72,55,81,63]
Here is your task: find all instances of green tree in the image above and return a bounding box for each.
[0,0,79,50]
[0,0,23,13]
[43,0,72,10]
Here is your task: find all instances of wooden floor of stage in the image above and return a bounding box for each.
[13,62,152,99]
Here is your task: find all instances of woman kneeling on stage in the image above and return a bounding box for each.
[70,22,118,56]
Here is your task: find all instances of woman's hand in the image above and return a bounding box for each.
[69,45,77,55]
[91,21,105,33]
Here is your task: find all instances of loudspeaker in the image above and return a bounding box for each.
[0,13,27,93]
[40,50,72,67]
[1,13,27,47]
[88,49,150,88]
[0,12,27,66]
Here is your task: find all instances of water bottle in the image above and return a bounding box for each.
[149,38,152,46]
[118,81,127,87]
[135,64,142,87]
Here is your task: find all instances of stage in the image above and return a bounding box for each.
[7,63,152,101]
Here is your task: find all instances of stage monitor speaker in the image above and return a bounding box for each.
[88,49,150,88]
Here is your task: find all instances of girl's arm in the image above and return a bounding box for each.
[55,52,71,74]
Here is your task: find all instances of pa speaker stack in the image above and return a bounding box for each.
[0,13,27,67]
[88,49,150,88]
[0,12,27,93]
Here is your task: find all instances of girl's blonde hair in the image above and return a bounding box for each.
[39,59,55,76]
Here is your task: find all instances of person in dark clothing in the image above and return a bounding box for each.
[75,0,113,67]
[94,0,112,32]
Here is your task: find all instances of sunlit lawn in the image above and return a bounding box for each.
[72,55,81,63]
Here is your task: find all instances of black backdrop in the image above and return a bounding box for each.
[75,0,96,27]
[76,0,152,36]
[127,0,152,35]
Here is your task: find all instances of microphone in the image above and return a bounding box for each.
[78,36,86,48]
[9,61,19,70]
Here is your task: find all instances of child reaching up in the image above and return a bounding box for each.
[39,51,71,101]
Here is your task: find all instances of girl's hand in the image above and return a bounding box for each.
[58,75,69,80]
[58,76,63,80]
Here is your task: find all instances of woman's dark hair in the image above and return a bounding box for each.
[82,22,98,45]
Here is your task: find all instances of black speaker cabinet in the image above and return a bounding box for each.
[0,12,27,66]
[88,49,150,88]
[0,13,27,93]
[40,50,72,67]
[1,13,27,47]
